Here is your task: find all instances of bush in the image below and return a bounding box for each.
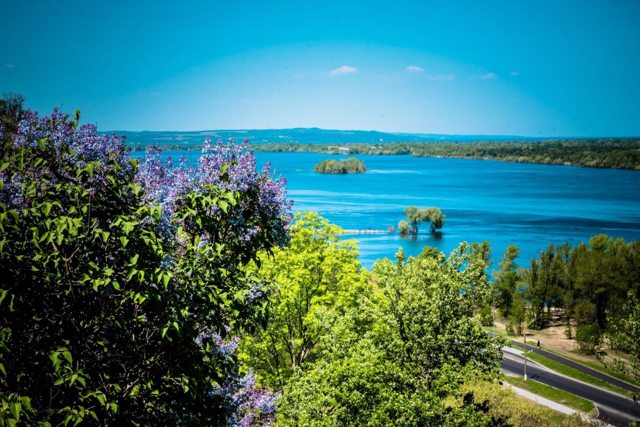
[398,220,412,235]
[575,323,602,354]
[479,305,494,327]
[0,106,290,425]
[461,381,590,427]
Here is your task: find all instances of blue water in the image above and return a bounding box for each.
[134,151,640,269]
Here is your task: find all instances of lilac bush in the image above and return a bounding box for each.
[1,108,132,210]
[1,101,289,425]
[135,140,291,425]
[137,138,291,247]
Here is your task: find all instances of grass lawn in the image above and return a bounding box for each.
[525,352,633,398]
[553,349,640,388]
[484,325,640,393]
[503,375,595,414]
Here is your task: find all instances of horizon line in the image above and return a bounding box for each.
[100,127,640,140]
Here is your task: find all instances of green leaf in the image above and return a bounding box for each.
[10,402,21,420]
[42,202,53,217]
[96,392,106,406]
[162,272,170,288]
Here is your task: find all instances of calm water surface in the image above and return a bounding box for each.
[139,151,640,269]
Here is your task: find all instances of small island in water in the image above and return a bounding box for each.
[314,157,367,174]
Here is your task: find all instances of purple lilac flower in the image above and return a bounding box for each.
[210,370,279,427]
[246,284,264,301]
[232,370,280,427]
[1,108,132,210]
[135,138,292,246]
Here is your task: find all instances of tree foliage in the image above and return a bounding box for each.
[516,235,640,353]
[313,158,366,174]
[0,103,291,425]
[249,139,640,171]
[239,212,368,390]
[493,245,520,318]
[400,206,445,235]
[275,244,503,426]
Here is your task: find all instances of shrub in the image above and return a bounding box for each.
[575,323,602,354]
[0,106,290,425]
[398,220,412,235]
[479,305,494,327]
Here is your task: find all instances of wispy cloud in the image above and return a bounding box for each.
[405,65,424,73]
[4,63,15,69]
[470,72,498,80]
[479,72,498,80]
[405,66,454,81]
[510,71,520,77]
[428,74,455,81]
[330,65,358,76]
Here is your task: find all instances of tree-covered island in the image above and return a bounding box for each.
[314,157,367,174]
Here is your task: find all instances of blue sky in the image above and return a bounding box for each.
[1,0,639,136]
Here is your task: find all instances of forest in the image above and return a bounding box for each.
[1,98,637,426]
[494,237,640,357]
[249,140,640,170]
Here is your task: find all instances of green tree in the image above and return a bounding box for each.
[448,241,493,323]
[425,207,445,232]
[397,220,412,235]
[609,291,640,399]
[493,245,520,318]
[524,245,564,329]
[239,212,369,390]
[507,288,527,336]
[401,206,445,235]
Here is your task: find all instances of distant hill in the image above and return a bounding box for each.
[111,128,545,148]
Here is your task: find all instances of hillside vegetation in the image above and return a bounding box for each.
[250,140,640,170]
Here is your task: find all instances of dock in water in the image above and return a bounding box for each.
[342,229,390,235]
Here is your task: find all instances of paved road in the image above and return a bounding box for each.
[508,338,640,394]
[502,352,640,426]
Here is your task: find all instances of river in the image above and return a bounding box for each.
[134,150,640,269]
